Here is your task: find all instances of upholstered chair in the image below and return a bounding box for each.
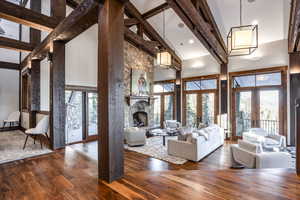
[2,111,20,128]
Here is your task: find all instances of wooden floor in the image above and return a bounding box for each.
[0,141,299,200]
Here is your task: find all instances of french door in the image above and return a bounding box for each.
[233,88,283,139]
[184,91,217,127]
[153,94,175,127]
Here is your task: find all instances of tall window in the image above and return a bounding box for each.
[153,82,175,127]
[183,76,218,127]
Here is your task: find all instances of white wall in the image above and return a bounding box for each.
[0,69,19,126]
[65,24,98,87]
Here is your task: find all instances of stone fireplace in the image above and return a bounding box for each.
[133,111,148,127]
[126,97,153,127]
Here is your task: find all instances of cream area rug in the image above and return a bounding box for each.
[124,136,188,165]
[0,130,53,164]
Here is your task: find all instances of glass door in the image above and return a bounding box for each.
[153,95,161,127]
[164,94,174,121]
[186,93,198,127]
[65,90,83,144]
[201,93,215,125]
[235,91,252,137]
[259,90,280,135]
[87,92,98,139]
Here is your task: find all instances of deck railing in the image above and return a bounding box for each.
[237,118,279,136]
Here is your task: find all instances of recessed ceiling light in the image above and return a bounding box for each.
[178,23,185,28]
[188,39,195,44]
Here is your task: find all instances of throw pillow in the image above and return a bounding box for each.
[198,123,207,129]
[186,133,198,143]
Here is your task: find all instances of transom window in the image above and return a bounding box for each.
[185,79,217,91]
[233,72,281,88]
[153,83,174,93]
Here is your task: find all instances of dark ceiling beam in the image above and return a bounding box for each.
[0,36,34,52]
[0,0,59,32]
[66,0,80,9]
[0,61,20,70]
[21,0,101,68]
[125,2,182,69]
[124,27,159,56]
[166,0,228,64]
[142,3,170,19]
[289,0,300,52]
[124,18,139,26]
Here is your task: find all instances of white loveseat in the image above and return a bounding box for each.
[231,140,291,169]
[168,125,224,162]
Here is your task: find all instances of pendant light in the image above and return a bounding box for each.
[227,0,258,56]
[156,10,172,68]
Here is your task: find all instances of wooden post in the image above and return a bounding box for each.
[28,0,41,128]
[98,0,125,182]
[220,63,228,115]
[49,41,66,149]
[175,70,182,122]
[289,52,300,176]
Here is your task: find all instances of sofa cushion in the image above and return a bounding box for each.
[264,137,280,146]
[238,140,263,153]
[194,130,209,140]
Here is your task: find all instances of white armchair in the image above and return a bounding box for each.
[231,140,291,169]
[164,120,181,136]
[24,116,49,149]
[2,111,20,128]
[124,127,146,147]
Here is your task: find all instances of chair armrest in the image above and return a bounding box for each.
[256,152,291,169]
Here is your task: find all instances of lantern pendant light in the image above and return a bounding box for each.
[227,0,258,56]
[157,10,172,68]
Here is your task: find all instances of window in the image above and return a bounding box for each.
[153,83,174,93]
[185,79,217,91]
[233,72,281,88]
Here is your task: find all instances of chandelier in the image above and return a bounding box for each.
[227,0,258,56]
[156,10,172,68]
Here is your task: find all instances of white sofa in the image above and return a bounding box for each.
[243,128,286,149]
[231,140,291,169]
[124,127,146,147]
[168,125,224,162]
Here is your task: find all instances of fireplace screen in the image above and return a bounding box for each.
[133,111,148,127]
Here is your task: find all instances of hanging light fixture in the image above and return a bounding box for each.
[227,0,258,56]
[156,10,172,68]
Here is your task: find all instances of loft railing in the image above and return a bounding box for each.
[237,118,279,136]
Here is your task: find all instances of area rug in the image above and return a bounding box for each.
[0,131,53,164]
[124,136,188,165]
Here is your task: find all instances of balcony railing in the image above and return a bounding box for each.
[237,118,279,136]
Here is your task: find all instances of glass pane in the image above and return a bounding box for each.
[202,93,215,125]
[256,73,281,86]
[88,93,98,136]
[233,75,255,88]
[186,81,201,90]
[153,95,161,127]
[65,91,83,144]
[153,84,163,93]
[164,95,173,121]
[259,90,279,134]
[201,79,217,90]
[163,83,174,92]
[186,94,197,127]
[235,91,252,137]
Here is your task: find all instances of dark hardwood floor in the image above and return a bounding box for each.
[0,141,299,200]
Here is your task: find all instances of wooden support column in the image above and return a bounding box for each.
[50,41,66,149]
[220,63,228,115]
[290,52,300,176]
[98,0,125,183]
[28,0,41,128]
[175,70,182,122]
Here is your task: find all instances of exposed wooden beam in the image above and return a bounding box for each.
[124,27,158,56]
[66,0,80,9]
[142,3,170,19]
[0,61,20,70]
[166,0,228,64]
[0,0,59,32]
[289,0,300,52]
[21,0,100,68]
[125,2,182,68]
[175,70,182,122]
[124,18,139,26]
[0,36,34,52]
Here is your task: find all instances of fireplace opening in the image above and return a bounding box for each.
[133,111,148,127]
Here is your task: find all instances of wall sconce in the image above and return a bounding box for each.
[220,74,228,81]
[176,79,181,85]
[47,52,53,62]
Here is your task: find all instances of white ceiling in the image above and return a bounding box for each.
[130,0,209,60]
